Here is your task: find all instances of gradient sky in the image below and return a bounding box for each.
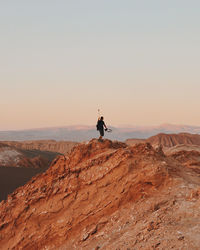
[1,0,200,130]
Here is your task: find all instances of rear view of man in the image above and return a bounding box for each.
[96,116,107,140]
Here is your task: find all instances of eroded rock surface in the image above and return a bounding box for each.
[126,132,200,150]
[0,139,199,249]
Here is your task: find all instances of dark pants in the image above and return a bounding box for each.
[99,129,104,136]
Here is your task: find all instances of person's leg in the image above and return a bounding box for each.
[99,129,104,140]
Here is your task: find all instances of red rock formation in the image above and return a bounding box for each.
[126,133,200,155]
[0,139,200,249]
[170,150,200,174]
[147,132,200,148]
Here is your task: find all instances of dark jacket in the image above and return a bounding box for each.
[97,120,105,131]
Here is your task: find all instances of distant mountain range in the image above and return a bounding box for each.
[0,123,200,142]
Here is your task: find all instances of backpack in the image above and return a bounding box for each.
[96,120,100,130]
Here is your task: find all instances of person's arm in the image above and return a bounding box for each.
[103,121,107,130]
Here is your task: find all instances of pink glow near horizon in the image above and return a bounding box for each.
[1,1,200,130]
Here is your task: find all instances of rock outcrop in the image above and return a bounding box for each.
[0,139,200,249]
[165,144,200,155]
[170,150,200,173]
[126,133,200,154]
[148,133,200,148]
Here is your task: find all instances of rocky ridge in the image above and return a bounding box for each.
[3,140,77,155]
[0,139,200,249]
[126,132,200,152]
[0,142,56,169]
[148,133,200,148]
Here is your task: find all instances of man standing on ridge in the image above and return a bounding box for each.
[97,116,107,140]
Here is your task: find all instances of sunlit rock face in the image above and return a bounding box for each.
[0,139,200,249]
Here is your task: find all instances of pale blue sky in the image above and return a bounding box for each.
[0,1,200,130]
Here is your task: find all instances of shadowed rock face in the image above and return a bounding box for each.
[0,139,200,249]
[0,142,58,169]
[0,142,60,202]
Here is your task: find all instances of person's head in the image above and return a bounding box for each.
[100,116,104,120]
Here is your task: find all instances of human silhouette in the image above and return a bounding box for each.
[96,116,107,140]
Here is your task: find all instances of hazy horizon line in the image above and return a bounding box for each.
[1,122,200,132]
